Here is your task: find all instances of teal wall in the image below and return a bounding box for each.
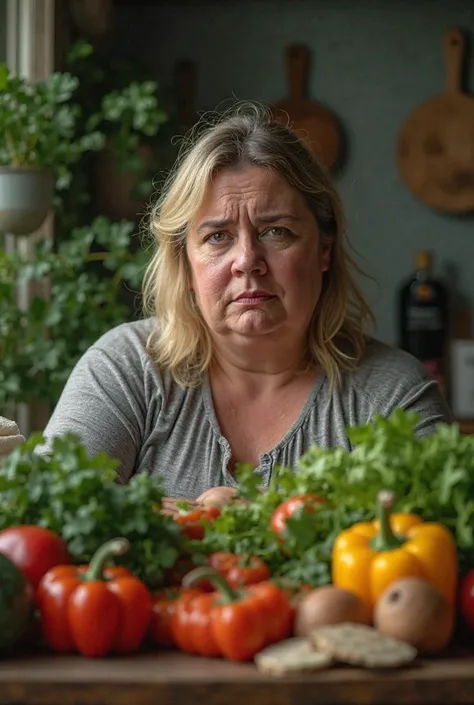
[117,0,474,345]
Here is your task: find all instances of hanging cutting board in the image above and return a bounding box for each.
[397,28,474,213]
[272,44,341,169]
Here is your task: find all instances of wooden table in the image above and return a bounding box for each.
[0,650,473,705]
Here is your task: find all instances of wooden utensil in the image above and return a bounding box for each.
[272,44,341,169]
[175,59,197,130]
[397,28,474,213]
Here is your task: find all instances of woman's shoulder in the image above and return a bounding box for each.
[74,317,161,386]
[346,336,444,406]
[91,317,156,354]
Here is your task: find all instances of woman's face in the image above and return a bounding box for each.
[186,164,332,345]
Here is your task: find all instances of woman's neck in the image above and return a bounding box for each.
[209,335,312,397]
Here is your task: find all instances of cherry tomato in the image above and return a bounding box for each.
[270,494,324,535]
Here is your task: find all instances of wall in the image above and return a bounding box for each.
[115,0,474,345]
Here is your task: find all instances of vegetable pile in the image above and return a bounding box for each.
[196,409,474,583]
[0,432,183,587]
[1,408,474,663]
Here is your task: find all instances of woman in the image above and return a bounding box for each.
[41,103,451,514]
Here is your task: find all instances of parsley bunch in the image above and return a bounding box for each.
[0,433,183,587]
[200,410,474,584]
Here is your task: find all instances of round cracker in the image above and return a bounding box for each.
[255,637,333,675]
[309,623,418,669]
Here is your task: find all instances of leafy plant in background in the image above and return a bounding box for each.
[0,40,173,412]
[0,53,103,190]
[0,217,150,408]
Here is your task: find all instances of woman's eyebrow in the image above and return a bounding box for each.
[196,212,299,233]
[197,217,234,233]
[255,213,300,223]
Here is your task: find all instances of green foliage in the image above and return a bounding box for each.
[0,61,103,188]
[0,433,183,588]
[199,410,474,584]
[0,217,150,408]
[0,40,171,409]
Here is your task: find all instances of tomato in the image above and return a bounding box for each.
[459,569,474,631]
[208,552,270,588]
[175,506,221,540]
[0,525,71,590]
[270,494,324,535]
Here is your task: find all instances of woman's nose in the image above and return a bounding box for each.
[230,238,267,276]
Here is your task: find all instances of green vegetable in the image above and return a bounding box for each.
[0,433,183,588]
[199,410,474,583]
[0,552,34,652]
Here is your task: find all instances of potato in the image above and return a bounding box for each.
[294,585,372,637]
[374,577,454,655]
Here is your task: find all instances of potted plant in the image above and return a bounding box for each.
[0,40,173,423]
[0,53,104,236]
[68,49,170,220]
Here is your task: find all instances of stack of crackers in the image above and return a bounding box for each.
[254,623,418,676]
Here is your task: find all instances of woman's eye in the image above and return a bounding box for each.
[206,232,228,244]
[264,226,292,238]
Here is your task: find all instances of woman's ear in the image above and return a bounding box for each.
[320,237,333,273]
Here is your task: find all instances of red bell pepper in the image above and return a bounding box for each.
[0,525,71,591]
[459,569,474,631]
[36,538,152,658]
[208,552,270,588]
[171,566,292,661]
[272,578,313,624]
[270,494,324,535]
[175,506,221,540]
[149,586,201,648]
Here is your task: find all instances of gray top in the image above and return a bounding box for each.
[41,318,452,499]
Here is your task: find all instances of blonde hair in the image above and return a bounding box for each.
[142,102,374,388]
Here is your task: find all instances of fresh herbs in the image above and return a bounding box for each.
[199,410,474,582]
[2,410,473,590]
[0,433,183,587]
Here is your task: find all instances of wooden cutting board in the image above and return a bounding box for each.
[397,28,474,213]
[272,44,341,169]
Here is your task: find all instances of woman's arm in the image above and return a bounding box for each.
[40,343,146,483]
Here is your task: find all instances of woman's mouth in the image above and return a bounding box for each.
[234,292,275,305]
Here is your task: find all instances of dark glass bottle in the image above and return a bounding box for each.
[398,250,449,389]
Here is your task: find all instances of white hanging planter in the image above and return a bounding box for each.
[0,167,54,236]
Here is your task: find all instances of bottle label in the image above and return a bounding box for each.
[406,305,443,331]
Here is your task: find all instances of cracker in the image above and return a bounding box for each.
[309,623,418,669]
[254,637,333,676]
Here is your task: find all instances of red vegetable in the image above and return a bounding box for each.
[172,567,292,661]
[175,506,221,540]
[270,494,324,535]
[36,538,152,658]
[459,569,474,631]
[208,552,270,588]
[0,525,71,590]
[149,586,200,648]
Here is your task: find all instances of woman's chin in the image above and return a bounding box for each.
[230,313,284,337]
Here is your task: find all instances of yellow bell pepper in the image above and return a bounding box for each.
[332,489,458,611]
